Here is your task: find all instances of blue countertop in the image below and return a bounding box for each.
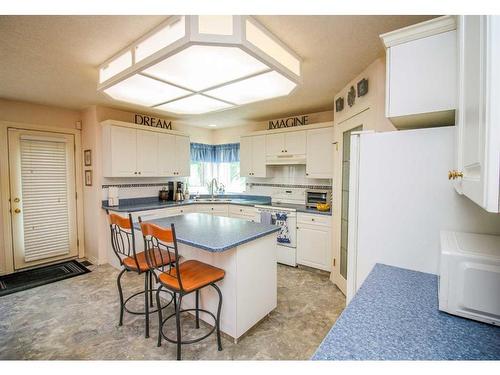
[260,202,332,216]
[133,213,280,253]
[312,264,500,360]
[102,195,331,215]
[102,195,271,213]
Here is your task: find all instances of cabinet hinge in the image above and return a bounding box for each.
[77,239,79,247]
[333,258,336,267]
[75,191,78,200]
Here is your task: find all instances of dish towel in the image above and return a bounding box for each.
[276,212,291,244]
[260,211,273,225]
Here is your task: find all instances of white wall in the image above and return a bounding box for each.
[352,126,500,290]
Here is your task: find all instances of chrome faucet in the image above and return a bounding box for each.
[210,178,219,199]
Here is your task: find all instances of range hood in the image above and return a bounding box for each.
[266,154,306,165]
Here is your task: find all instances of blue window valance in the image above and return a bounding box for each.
[190,143,239,163]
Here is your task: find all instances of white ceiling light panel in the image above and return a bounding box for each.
[143,45,269,91]
[155,94,233,114]
[98,16,301,115]
[135,16,186,63]
[99,51,132,84]
[103,74,190,106]
[198,15,233,35]
[205,71,296,105]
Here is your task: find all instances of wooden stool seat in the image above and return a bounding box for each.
[123,248,177,272]
[158,260,225,293]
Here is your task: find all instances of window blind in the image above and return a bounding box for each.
[20,137,71,262]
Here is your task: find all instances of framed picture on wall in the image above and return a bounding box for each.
[85,170,92,186]
[84,149,92,166]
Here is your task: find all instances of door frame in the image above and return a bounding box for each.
[331,109,372,294]
[0,121,85,275]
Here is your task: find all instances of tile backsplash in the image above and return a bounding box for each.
[245,165,332,204]
[101,165,332,204]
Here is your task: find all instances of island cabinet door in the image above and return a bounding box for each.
[157,133,176,177]
[297,222,332,271]
[175,135,191,177]
[136,130,159,177]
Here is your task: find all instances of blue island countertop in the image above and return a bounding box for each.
[133,213,280,253]
[312,264,500,360]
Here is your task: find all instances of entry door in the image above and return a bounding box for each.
[8,129,78,270]
[332,110,369,294]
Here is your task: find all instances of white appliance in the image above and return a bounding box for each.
[439,231,500,325]
[255,205,297,267]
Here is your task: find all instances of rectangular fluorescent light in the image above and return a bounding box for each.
[99,51,132,83]
[205,71,296,105]
[155,94,233,114]
[143,45,269,91]
[103,74,190,106]
[246,19,300,76]
[135,16,186,63]
[198,15,233,35]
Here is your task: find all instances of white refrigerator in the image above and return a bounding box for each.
[346,126,500,303]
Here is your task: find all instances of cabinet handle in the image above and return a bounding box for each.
[138,171,141,175]
[306,173,309,176]
[448,170,463,180]
[311,218,315,221]
[134,171,138,175]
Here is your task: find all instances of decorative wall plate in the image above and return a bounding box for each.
[357,78,369,97]
[335,97,344,112]
[347,86,356,107]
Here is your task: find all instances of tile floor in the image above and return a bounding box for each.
[0,263,345,360]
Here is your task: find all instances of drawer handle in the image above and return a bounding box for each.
[311,218,315,221]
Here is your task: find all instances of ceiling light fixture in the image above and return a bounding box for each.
[97,16,301,115]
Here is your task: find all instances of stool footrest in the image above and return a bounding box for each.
[123,288,173,315]
[160,308,217,345]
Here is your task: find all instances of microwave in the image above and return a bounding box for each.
[439,231,500,326]
[305,189,331,208]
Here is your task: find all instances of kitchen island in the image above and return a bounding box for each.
[129,213,280,342]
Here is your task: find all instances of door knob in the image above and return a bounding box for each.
[14,208,21,214]
[448,170,464,180]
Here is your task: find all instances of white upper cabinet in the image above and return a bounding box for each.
[136,130,158,177]
[381,16,457,129]
[105,125,138,177]
[265,131,306,156]
[306,127,333,178]
[240,135,267,177]
[102,121,190,178]
[174,135,191,177]
[454,16,500,213]
[158,133,176,176]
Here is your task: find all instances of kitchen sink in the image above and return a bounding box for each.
[193,198,232,202]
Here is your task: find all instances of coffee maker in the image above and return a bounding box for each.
[167,181,175,201]
[175,181,184,201]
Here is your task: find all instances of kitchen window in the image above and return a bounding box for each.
[189,143,244,194]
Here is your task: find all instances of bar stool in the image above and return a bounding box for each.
[106,210,176,338]
[139,219,225,360]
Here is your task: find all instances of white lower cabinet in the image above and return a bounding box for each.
[296,213,332,271]
[228,205,260,222]
[191,204,229,217]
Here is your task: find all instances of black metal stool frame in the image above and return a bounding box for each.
[139,219,223,360]
[107,210,174,338]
